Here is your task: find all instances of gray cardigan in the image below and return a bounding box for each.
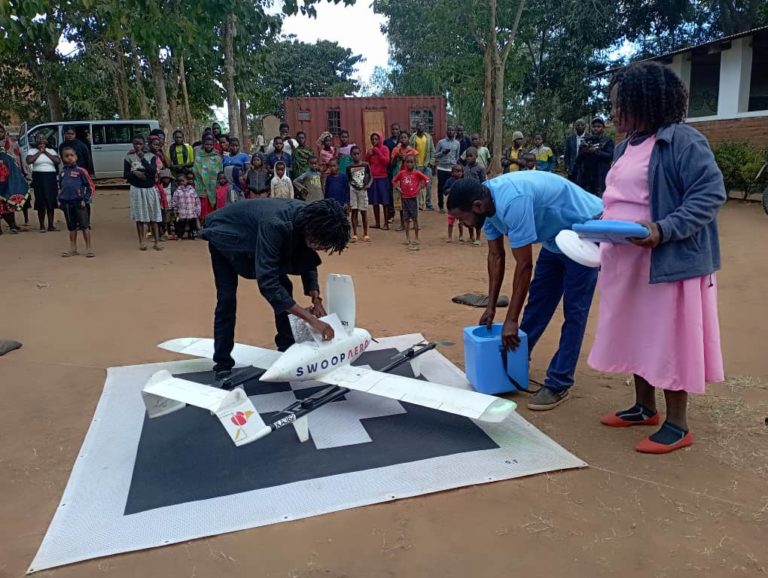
[613,123,726,283]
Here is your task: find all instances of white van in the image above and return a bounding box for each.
[19,119,160,179]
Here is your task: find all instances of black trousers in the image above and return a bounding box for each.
[209,244,295,373]
[436,169,451,210]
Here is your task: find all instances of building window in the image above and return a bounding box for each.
[749,32,768,111]
[327,110,341,136]
[409,109,434,135]
[688,50,721,118]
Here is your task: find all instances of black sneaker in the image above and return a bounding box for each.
[213,369,233,390]
[527,387,570,411]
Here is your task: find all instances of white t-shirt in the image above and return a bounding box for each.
[27,148,58,172]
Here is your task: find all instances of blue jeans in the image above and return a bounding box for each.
[520,247,597,392]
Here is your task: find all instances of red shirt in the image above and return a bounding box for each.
[392,168,429,199]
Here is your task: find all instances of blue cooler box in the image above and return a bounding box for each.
[464,324,529,394]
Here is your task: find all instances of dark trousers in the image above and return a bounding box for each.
[519,247,598,392]
[209,244,295,373]
[176,218,198,238]
[436,169,451,210]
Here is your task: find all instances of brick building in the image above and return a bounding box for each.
[651,26,768,148]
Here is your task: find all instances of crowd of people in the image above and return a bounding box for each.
[0,112,616,257]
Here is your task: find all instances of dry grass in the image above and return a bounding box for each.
[691,375,768,477]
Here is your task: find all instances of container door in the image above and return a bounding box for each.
[362,110,386,144]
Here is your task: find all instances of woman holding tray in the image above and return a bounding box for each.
[589,61,726,454]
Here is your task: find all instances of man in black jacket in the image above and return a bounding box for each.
[564,119,586,181]
[575,117,614,197]
[200,198,351,383]
[59,126,94,175]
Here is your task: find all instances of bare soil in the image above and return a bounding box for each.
[1,191,766,578]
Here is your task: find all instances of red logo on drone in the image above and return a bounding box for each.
[231,410,254,426]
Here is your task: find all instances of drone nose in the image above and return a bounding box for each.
[260,365,283,382]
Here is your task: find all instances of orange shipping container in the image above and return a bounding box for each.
[283,96,447,150]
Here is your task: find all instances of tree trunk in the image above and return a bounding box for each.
[115,48,130,119]
[131,47,150,118]
[481,43,494,149]
[178,53,194,141]
[239,98,248,145]
[223,13,241,141]
[490,0,526,175]
[167,55,179,132]
[44,83,64,121]
[150,55,172,137]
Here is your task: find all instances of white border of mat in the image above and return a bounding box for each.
[29,334,585,573]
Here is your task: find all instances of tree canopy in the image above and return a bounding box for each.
[0,0,360,140]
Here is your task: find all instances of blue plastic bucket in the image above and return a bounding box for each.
[463,324,529,394]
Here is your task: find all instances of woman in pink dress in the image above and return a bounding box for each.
[589,62,727,454]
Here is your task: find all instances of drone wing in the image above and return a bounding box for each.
[158,338,281,369]
[318,365,516,423]
[142,370,273,446]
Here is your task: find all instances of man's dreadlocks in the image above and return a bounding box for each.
[296,199,351,255]
[610,61,688,132]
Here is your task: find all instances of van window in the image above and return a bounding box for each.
[31,126,59,149]
[104,124,132,144]
[91,125,106,145]
[132,124,151,139]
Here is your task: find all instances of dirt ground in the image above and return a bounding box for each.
[1,190,766,578]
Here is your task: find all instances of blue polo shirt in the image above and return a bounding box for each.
[483,171,603,253]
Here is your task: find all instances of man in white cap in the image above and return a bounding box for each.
[502,131,525,173]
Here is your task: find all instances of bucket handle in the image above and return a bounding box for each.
[499,346,540,394]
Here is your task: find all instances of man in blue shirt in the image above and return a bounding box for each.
[447,171,603,410]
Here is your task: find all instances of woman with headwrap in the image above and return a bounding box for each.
[0,142,31,234]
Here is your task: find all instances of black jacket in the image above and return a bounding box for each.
[201,199,321,312]
[59,138,94,175]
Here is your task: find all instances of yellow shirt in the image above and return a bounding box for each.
[508,147,522,172]
[414,134,428,166]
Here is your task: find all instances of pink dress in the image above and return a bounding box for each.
[588,136,723,393]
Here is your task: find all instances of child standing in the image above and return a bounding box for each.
[324,158,350,211]
[214,171,237,209]
[193,135,223,224]
[337,129,355,176]
[293,157,324,203]
[444,164,466,243]
[173,173,201,239]
[461,149,485,245]
[346,145,372,242]
[392,155,428,251]
[245,153,270,198]
[463,148,487,182]
[529,134,556,172]
[156,169,176,239]
[365,132,392,230]
[521,152,538,171]
[266,137,293,178]
[467,134,491,171]
[270,161,294,199]
[58,146,94,257]
[390,131,417,231]
[316,132,337,173]
[292,132,313,180]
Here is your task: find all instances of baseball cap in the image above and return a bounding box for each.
[512,131,524,140]
[591,117,605,126]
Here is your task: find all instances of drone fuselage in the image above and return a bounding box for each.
[259,328,372,382]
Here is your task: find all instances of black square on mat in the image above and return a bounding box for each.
[125,348,499,515]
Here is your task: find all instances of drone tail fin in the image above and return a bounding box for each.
[325,274,356,335]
